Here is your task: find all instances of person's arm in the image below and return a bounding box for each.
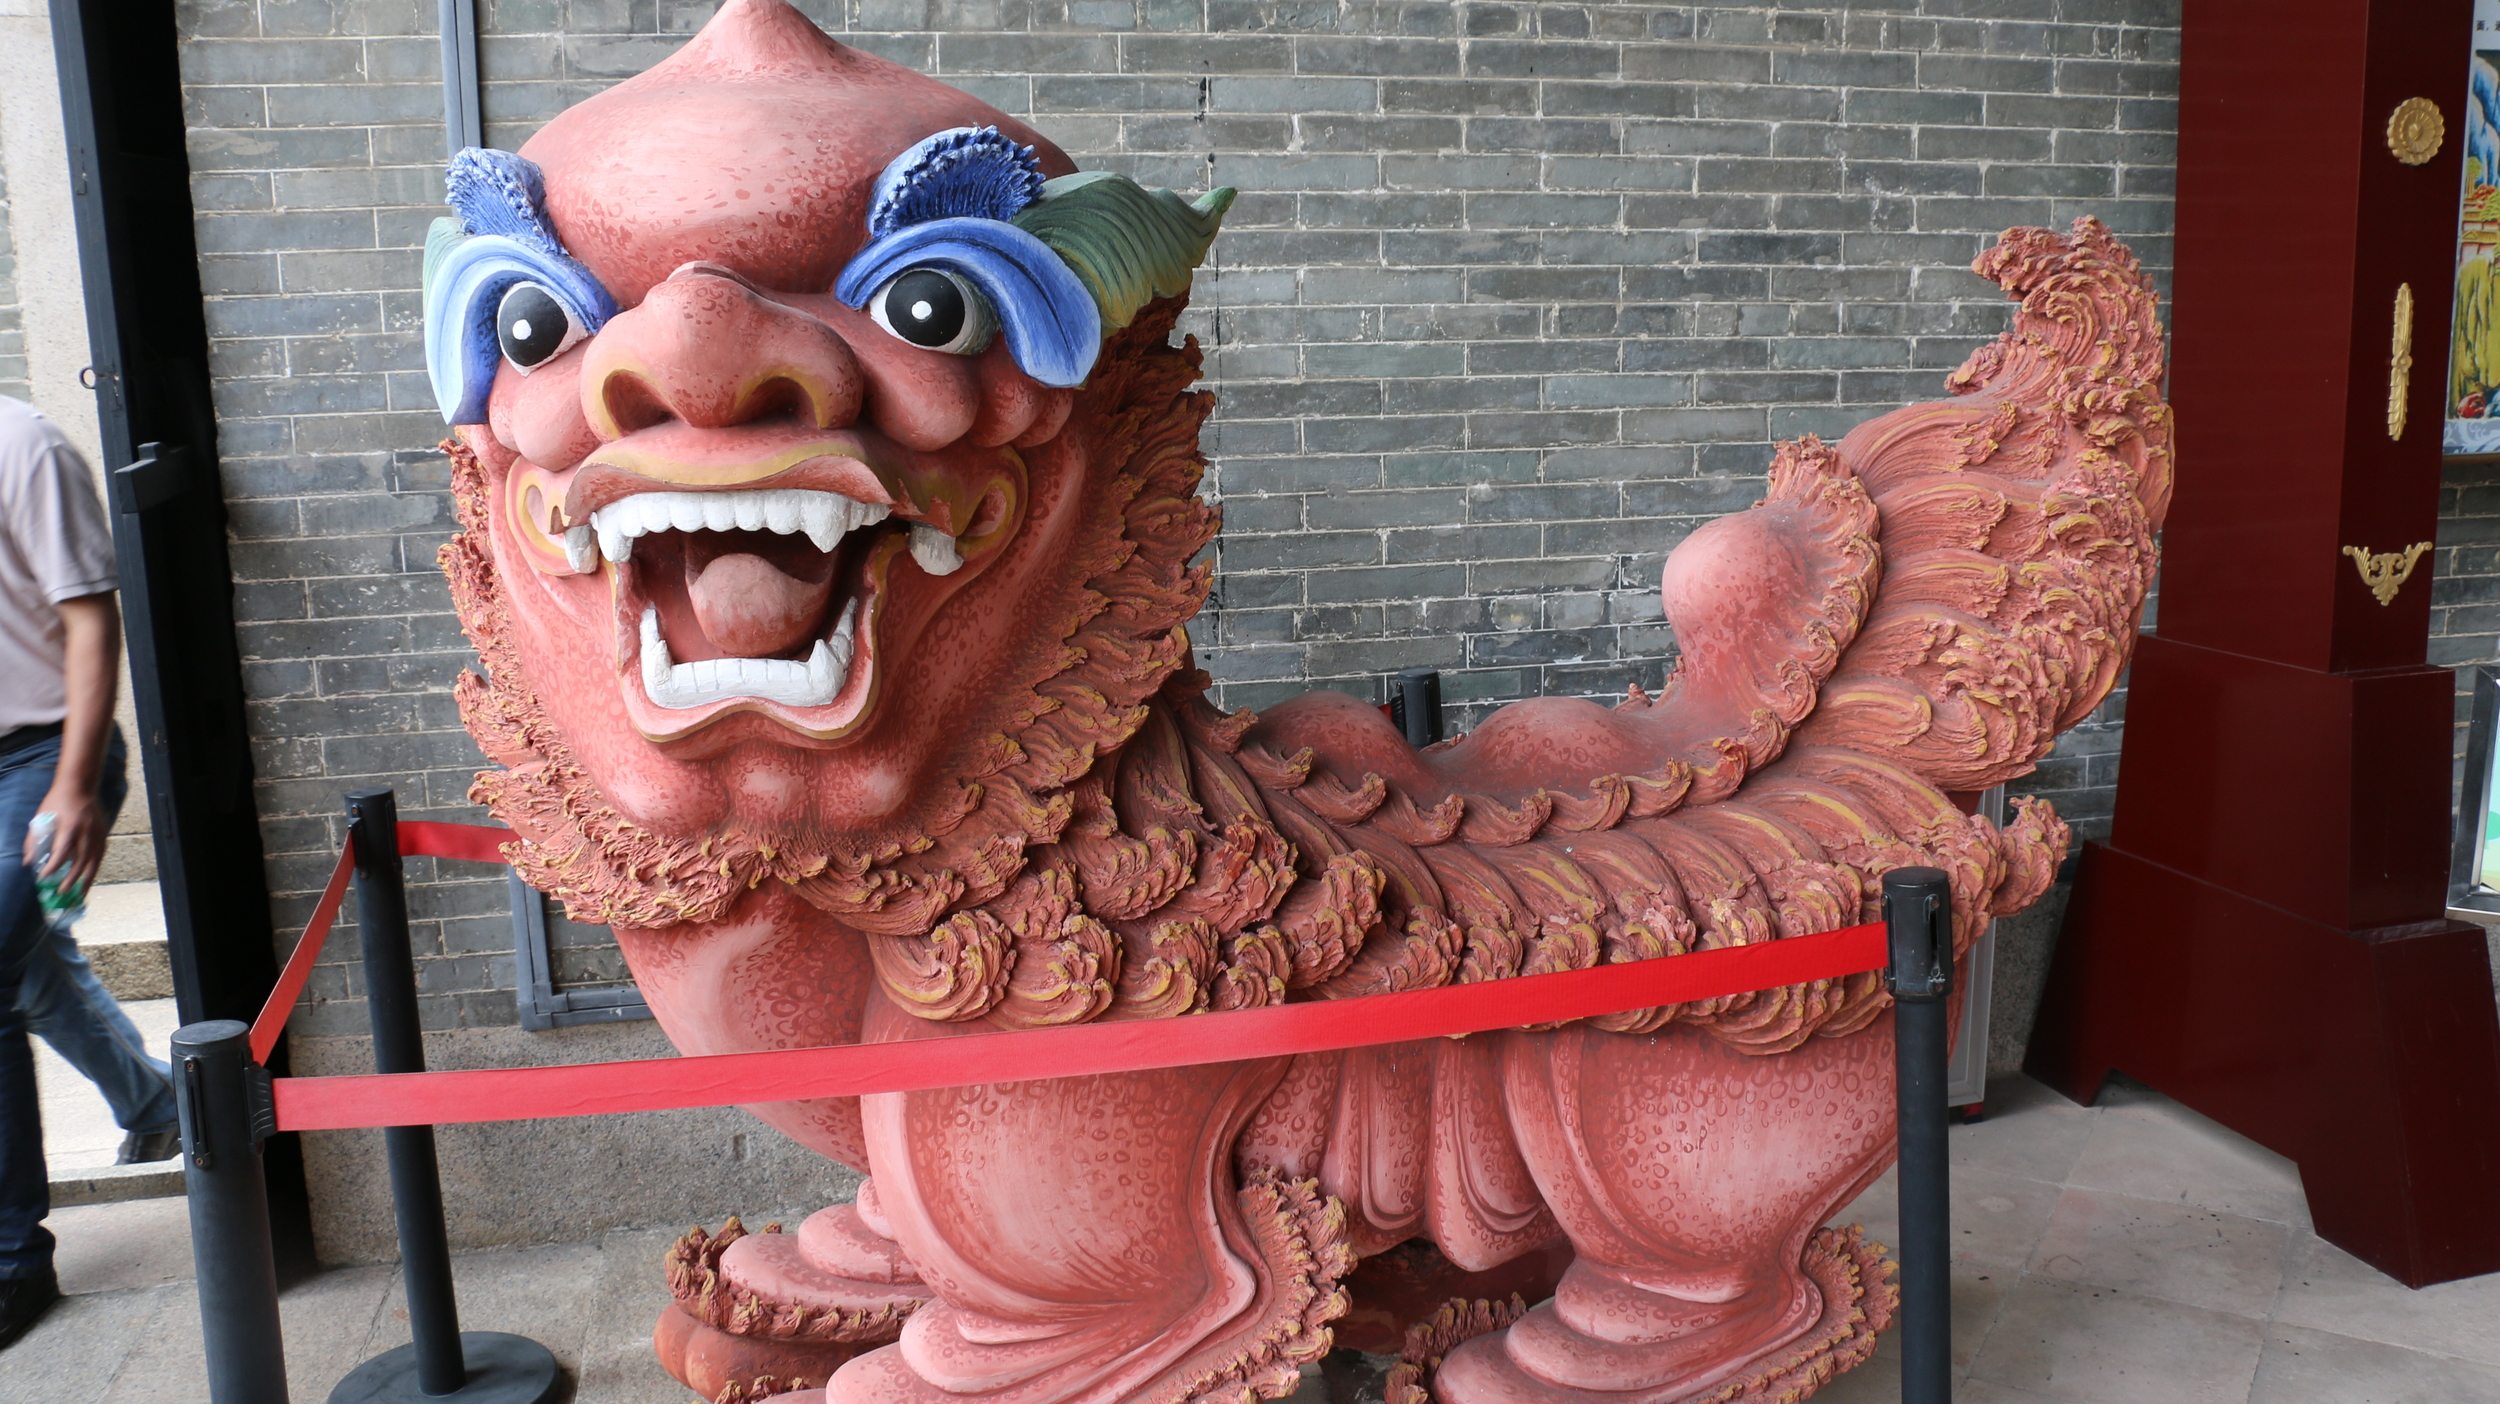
[24,592,119,889]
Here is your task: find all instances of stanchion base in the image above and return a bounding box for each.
[327,1332,564,1403]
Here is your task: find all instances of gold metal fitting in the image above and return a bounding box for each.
[2389,282,2413,441]
[2343,541,2431,606]
[2388,97,2444,165]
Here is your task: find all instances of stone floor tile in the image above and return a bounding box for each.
[1949,1165,2066,1270]
[2063,1086,2310,1230]
[0,1286,160,1402]
[2269,1233,2500,1368]
[1966,1277,2264,1402]
[444,1238,607,1366]
[582,1224,679,1353]
[1827,1162,2061,1272]
[54,1195,193,1294]
[2247,1324,2500,1403]
[576,1225,702,1402]
[578,1347,702,1401]
[94,1283,210,1403]
[1957,1381,2062,1402]
[290,1253,632,1399]
[1954,1075,2100,1185]
[303,1242,612,1398]
[2027,1186,2288,1319]
[278,1264,401,1398]
[127,1280,396,1404]
[1934,1261,2013,1371]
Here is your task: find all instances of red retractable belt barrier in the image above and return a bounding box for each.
[247,821,509,1064]
[251,845,353,1064]
[250,821,1888,1134]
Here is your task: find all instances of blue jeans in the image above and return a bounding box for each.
[0,727,146,1280]
[24,926,175,1137]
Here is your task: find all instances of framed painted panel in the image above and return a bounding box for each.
[2451,0,2500,453]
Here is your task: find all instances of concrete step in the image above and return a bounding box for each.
[82,939,170,1002]
[98,830,154,885]
[74,881,171,1002]
[51,1159,181,1208]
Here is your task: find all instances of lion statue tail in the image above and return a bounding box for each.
[1781,216,2173,791]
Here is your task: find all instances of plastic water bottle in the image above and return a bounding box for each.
[24,812,86,930]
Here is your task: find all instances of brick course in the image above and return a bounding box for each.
[175,0,2185,1036]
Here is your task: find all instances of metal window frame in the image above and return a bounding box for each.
[507,873,653,1030]
[439,0,481,156]
[2448,665,2500,923]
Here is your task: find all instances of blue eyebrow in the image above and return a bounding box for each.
[834,220,1101,388]
[448,149,571,260]
[423,148,619,424]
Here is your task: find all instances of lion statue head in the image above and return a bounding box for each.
[433,0,1231,948]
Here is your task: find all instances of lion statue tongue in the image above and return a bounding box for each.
[684,546,836,659]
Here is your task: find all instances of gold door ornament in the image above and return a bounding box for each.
[2343,542,2432,606]
[2389,282,2413,440]
[2388,97,2444,165]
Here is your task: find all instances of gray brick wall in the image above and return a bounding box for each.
[0,157,25,404]
[178,0,2184,1042]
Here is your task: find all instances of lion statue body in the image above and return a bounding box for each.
[422,3,2172,1401]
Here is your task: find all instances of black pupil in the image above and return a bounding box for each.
[888,270,966,348]
[497,284,569,367]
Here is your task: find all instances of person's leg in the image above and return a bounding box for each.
[19,929,175,1135]
[15,729,172,1140]
[0,741,62,1287]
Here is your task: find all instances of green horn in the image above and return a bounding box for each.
[1012,172,1235,333]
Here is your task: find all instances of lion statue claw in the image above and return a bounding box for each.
[423,3,2169,1401]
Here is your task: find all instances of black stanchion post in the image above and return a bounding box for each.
[349,787,465,1394]
[174,1018,290,1403]
[1884,866,1954,1404]
[330,787,561,1404]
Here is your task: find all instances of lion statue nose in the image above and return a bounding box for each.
[581,262,865,438]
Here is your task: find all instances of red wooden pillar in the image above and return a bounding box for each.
[2028,0,2500,1289]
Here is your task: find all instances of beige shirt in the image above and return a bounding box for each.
[0,397,117,731]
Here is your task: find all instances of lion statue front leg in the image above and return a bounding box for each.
[839,1013,1347,1404]
[618,892,940,1399]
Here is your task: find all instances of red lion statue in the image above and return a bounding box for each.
[421,3,2171,1400]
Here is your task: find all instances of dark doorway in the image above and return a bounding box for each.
[48,0,313,1275]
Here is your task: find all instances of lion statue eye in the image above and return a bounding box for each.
[496,281,588,374]
[869,267,995,355]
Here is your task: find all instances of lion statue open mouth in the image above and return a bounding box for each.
[423,3,2171,1401]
